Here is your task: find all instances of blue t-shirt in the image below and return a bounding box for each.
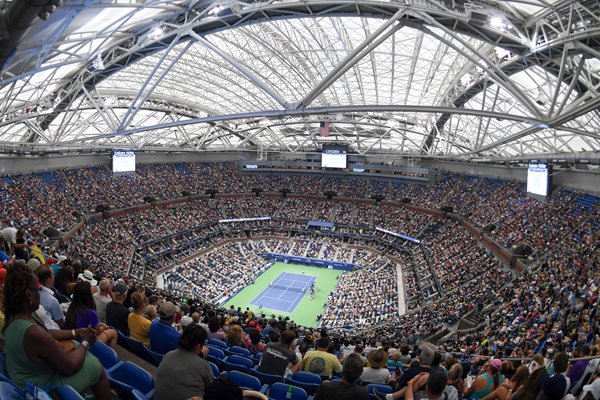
[0,250,10,263]
[149,319,180,355]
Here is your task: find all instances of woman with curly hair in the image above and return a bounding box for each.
[2,263,111,399]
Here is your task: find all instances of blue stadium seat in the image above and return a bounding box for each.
[143,346,164,366]
[89,341,121,371]
[57,385,85,400]
[108,361,154,400]
[268,382,308,400]
[208,339,227,349]
[207,345,226,360]
[116,331,155,365]
[131,389,149,400]
[227,370,269,393]
[367,383,393,400]
[0,381,25,399]
[229,345,251,357]
[209,361,220,379]
[221,355,255,374]
[252,366,285,385]
[285,372,320,395]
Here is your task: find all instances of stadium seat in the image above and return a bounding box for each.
[108,361,155,400]
[143,346,164,366]
[89,341,121,371]
[367,383,393,400]
[0,381,25,399]
[208,361,220,379]
[116,331,155,365]
[131,389,148,400]
[57,385,85,400]
[227,370,269,393]
[268,382,308,400]
[252,366,285,385]
[285,371,321,395]
[0,352,7,376]
[208,338,227,349]
[221,355,255,374]
[229,345,251,357]
[206,346,226,367]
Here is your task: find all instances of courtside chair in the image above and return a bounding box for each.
[251,366,285,385]
[229,345,251,357]
[227,370,269,394]
[57,384,85,400]
[207,339,227,349]
[367,383,393,400]
[221,355,254,374]
[108,361,155,400]
[267,382,309,400]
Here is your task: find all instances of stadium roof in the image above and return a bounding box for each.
[0,0,599,161]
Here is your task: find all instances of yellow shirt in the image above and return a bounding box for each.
[128,312,151,346]
[301,350,342,378]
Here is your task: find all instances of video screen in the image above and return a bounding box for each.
[112,150,136,173]
[527,162,549,196]
[321,145,347,169]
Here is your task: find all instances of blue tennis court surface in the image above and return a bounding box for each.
[250,272,316,313]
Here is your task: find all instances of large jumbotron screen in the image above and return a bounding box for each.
[112,150,136,173]
[321,145,347,169]
[527,162,550,197]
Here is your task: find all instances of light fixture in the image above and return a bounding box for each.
[488,16,512,31]
[148,26,164,40]
[92,54,105,71]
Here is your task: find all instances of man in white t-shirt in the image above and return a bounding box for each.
[93,279,114,323]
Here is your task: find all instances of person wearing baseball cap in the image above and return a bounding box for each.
[149,301,181,354]
[106,281,130,336]
[465,358,505,399]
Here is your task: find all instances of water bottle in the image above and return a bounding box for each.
[286,384,293,399]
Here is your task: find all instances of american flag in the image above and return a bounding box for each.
[320,121,330,137]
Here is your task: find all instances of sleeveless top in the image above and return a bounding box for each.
[471,372,504,399]
[4,319,101,392]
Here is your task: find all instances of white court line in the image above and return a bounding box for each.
[284,276,316,312]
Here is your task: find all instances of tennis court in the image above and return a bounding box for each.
[223,262,341,327]
[250,272,316,313]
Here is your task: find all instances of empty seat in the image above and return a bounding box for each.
[227,370,269,393]
[89,341,121,371]
[207,339,227,349]
[268,382,308,400]
[208,361,220,379]
[229,345,251,357]
[252,366,285,385]
[221,355,255,374]
[116,331,155,365]
[108,361,154,400]
[57,385,85,400]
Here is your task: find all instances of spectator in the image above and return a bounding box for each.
[38,265,65,328]
[361,348,391,384]
[302,336,343,379]
[258,329,300,376]
[314,353,369,400]
[155,324,213,400]
[64,281,118,348]
[93,279,113,323]
[3,263,112,399]
[106,281,130,336]
[128,292,151,345]
[149,301,181,354]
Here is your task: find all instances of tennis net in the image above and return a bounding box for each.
[270,283,309,292]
